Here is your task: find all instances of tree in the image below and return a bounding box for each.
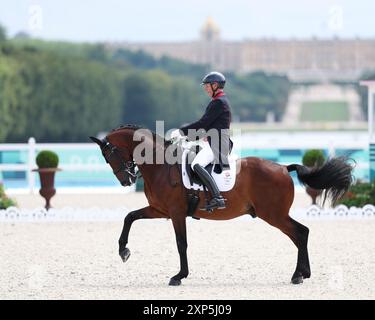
[1,47,123,142]
[226,71,290,122]
[0,53,30,141]
[0,24,6,42]
[121,70,206,131]
[121,70,173,129]
[0,38,293,143]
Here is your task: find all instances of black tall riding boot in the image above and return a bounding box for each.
[193,164,226,211]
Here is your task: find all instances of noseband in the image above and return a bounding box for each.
[101,138,138,186]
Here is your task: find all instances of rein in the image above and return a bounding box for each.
[101,137,138,186]
[104,126,177,188]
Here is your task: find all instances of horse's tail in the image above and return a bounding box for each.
[286,156,355,206]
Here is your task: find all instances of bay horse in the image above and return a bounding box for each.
[90,124,354,286]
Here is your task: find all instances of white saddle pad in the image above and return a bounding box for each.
[181,148,238,192]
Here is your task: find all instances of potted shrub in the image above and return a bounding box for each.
[0,182,17,209]
[32,150,61,210]
[302,149,326,205]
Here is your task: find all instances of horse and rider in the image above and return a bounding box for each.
[91,71,354,286]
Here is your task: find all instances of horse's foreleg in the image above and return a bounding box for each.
[118,206,165,263]
[169,215,188,286]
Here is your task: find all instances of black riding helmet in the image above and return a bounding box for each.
[201,71,226,98]
[201,71,226,89]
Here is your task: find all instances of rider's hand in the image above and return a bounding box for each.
[170,129,183,142]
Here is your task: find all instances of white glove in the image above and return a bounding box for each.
[170,129,183,142]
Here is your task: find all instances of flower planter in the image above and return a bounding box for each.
[32,168,61,210]
[305,186,323,205]
[302,149,326,206]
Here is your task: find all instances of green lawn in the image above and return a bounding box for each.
[300,101,349,122]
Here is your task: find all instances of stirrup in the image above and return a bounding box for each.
[200,197,226,212]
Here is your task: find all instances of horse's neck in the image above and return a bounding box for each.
[137,162,166,178]
[132,136,168,182]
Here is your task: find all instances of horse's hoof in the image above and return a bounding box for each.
[303,272,311,279]
[169,278,181,286]
[119,248,131,263]
[291,275,304,284]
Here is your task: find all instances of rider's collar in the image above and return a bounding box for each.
[212,91,225,100]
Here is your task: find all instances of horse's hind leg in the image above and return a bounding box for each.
[263,214,310,284]
[118,206,166,263]
[277,217,310,284]
[290,218,311,283]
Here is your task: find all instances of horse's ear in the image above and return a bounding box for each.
[89,136,103,147]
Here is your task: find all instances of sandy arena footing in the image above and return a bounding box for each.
[0,216,374,299]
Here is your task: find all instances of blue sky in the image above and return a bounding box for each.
[0,0,374,42]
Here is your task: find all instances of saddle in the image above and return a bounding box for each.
[173,138,237,219]
[181,144,237,192]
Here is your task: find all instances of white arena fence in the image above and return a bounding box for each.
[0,206,130,222]
[0,205,375,222]
[0,132,371,193]
[0,137,112,193]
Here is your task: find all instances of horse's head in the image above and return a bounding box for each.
[90,134,137,187]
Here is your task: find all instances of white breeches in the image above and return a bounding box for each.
[192,140,214,170]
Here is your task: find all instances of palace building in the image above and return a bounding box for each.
[108,17,375,82]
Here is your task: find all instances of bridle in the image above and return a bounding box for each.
[101,138,138,186]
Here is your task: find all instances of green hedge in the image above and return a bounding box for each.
[338,181,375,207]
[0,184,17,209]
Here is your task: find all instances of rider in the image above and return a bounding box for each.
[171,71,232,211]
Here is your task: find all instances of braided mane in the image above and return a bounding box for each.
[111,124,172,148]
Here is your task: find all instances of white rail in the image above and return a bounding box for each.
[0,133,370,193]
[0,204,374,222]
[0,137,111,193]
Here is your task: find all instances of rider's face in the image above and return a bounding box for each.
[203,83,219,97]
